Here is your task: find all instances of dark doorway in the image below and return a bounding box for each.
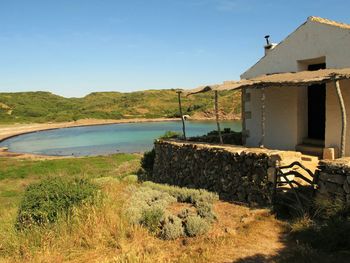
[307,63,326,140]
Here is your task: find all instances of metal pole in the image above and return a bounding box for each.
[177,91,186,140]
[214,91,223,144]
[259,87,266,148]
[335,79,347,157]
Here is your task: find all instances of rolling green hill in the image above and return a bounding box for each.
[0,90,241,124]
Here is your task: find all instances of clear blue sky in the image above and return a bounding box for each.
[1,0,350,97]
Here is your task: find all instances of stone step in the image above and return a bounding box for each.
[302,138,325,147]
[296,144,323,158]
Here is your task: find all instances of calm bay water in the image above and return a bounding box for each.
[0,120,241,156]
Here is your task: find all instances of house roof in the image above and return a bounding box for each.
[184,68,350,95]
[309,16,350,30]
[241,16,350,79]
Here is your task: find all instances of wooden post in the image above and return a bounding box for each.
[335,79,347,157]
[241,87,246,145]
[177,91,187,140]
[259,87,266,148]
[214,90,223,144]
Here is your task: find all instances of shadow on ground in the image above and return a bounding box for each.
[233,202,350,263]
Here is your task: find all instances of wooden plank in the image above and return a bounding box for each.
[177,91,187,140]
[214,91,223,144]
[335,79,347,157]
[241,88,246,145]
[259,87,266,147]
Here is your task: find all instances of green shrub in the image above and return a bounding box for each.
[140,207,164,233]
[16,177,98,230]
[125,183,218,239]
[289,195,350,255]
[124,186,176,226]
[159,131,180,139]
[196,201,216,222]
[160,215,184,240]
[140,148,155,176]
[313,195,349,220]
[122,174,139,183]
[142,181,218,205]
[178,208,193,219]
[291,218,350,253]
[185,215,210,237]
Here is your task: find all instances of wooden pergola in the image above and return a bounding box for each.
[177,68,350,157]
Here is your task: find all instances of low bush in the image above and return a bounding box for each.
[140,148,155,176]
[142,181,218,204]
[125,182,217,240]
[313,195,349,220]
[185,215,210,237]
[289,195,350,255]
[160,215,184,240]
[187,130,242,145]
[16,176,98,230]
[159,131,180,139]
[196,201,216,222]
[140,207,164,233]
[291,218,350,253]
[121,174,139,183]
[124,186,176,225]
[140,131,182,179]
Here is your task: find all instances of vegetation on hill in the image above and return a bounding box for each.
[0,89,241,124]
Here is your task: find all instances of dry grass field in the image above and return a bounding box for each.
[0,154,289,263]
[0,154,349,263]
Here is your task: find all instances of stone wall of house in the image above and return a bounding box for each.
[317,159,350,204]
[152,140,301,206]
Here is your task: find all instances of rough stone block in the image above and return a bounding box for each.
[343,180,350,194]
[320,173,346,185]
[323,148,335,160]
[267,167,276,183]
[318,181,328,194]
[325,182,343,194]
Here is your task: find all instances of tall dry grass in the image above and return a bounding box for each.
[0,178,285,263]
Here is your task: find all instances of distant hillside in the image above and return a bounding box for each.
[0,90,241,124]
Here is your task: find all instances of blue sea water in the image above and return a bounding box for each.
[0,120,241,156]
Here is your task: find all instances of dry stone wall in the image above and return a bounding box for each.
[317,159,350,204]
[152,140,301,206]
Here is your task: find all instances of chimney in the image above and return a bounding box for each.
[264,35,277,55]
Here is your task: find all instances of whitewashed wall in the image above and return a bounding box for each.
[245,86,307,150]
[242,18,350,154]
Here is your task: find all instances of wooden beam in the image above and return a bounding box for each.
[259,87,266,148]
[177,91,187,140]
[214,91,223,144]
[335,79,347,157]
[241,88,246,145]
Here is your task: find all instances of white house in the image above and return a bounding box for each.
[185,16,350,159]
[241,16,350,158]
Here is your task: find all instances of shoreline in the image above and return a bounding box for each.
[0,118,181,143]
[0,118,180,159]
[0,117,240,159]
